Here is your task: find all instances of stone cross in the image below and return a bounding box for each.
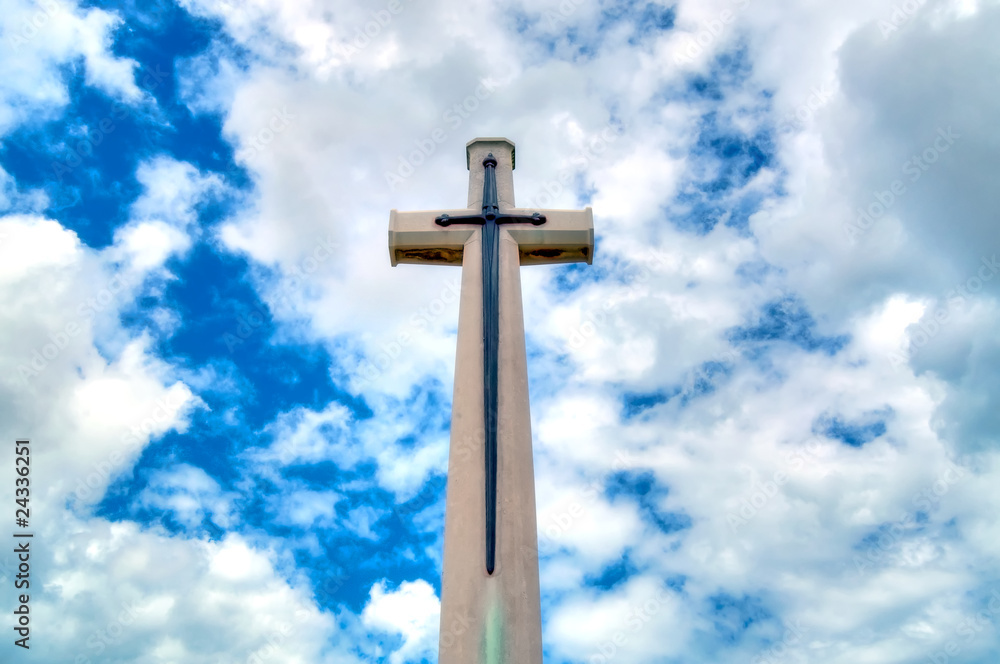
[388,137,594,664]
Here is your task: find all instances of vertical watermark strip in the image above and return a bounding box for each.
[12,439,32,649]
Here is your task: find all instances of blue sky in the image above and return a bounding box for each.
[2,0,1000,662]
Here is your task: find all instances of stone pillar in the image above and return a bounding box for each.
[438,139,543,664]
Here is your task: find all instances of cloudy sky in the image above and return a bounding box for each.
[2,0,999,661]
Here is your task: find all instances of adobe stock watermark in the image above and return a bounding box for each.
[844,126,960,244]
[6,0,63,52]
[888,254,1000,371]
[73,391,191,504]
[439,610,475,651]
[391,430,490,527]
[383,78,500,191]
[536,451,634,554]
[726,438,824,533]
[49,64,171,186]
[228,107,296,174]
[750,621,806,664]
[212,605,314,664]
[566,248,671,351]
[354,275,462,386]
[852,462,966,577]
[672,0,752,66]
[392,476,447,527]
[878,0,928,38]
[541,0,586,29]
[221,234,339,352]
[587,587,676,663]
[78,600,147,662]
[924,589,1000,664]
[237,618,307,664]
[775,82,835,135]
[524,123,623,210]
[337,0,412,62]
[16,269,144,390]
[211,566,358,664]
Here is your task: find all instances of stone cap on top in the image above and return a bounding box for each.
[466,138,515,210]
[467,137,515,170]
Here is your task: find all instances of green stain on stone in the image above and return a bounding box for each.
[484,595,504,664]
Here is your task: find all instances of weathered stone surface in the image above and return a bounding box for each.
[388,138,594,664]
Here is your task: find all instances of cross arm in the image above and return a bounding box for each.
[388,208,480,266]
[390,206,594,266]
[502,206,594,265]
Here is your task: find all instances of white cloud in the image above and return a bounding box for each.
[111,156,226,271]
[362,579,440,664]
[0,207,372,661]
[246,395,450,502]
[2,0,999,660]
[0,207,357,661]
[547,578,685,662]
[0,213,197,501]
[0,0,143,135]
[163,1,1000,658]
[276,489,341,528]
[249,401,356,470]
[18,520,360,663]
[138,464,240,529]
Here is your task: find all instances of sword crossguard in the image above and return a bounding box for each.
[435,213,485,226]
[434,157,547,229]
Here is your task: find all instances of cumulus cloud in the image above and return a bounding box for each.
[362,579,440,664]
[110,157,226,271]
[3,0,1000,661]
[0,0,143,134]
[138,463,240,529]
[165,0,1000,659]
